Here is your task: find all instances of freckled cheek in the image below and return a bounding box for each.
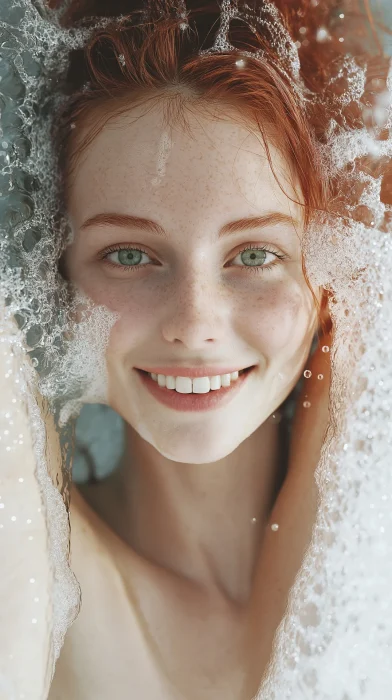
[244,285,314,353]
[64,245,121,308]
[105,297,157,358]
[67,260,146,315]
[68,268,117,311]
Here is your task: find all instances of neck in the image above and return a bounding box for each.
[82,415,287,608]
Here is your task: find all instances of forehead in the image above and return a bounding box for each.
[68,102,303,227]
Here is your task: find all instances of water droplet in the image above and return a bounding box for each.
[270,412,282,424]
[316,27,329,41]
[304,370,312,378]
[322,345,330,353]
[271,523,279,531]
[303,401,311,408]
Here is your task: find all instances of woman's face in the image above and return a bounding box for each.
[64,102,321,463]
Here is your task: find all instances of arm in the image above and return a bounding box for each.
[243,327,332,697]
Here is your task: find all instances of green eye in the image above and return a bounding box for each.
[101,244,287,274]
[116,249,143,265]
[238,248,267,266]
[103,247,151,269]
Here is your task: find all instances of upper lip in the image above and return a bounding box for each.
[135,365,255,378]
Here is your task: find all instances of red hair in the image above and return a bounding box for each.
[48,0,391,335]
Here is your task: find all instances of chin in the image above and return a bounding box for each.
[130,417,265,464]
[152,442,240,464]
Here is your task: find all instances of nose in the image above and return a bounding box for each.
[160,270,229,348]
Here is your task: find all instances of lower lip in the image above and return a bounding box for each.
[134,367,256,412]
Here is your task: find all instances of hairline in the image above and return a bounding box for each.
[65,88,305,224]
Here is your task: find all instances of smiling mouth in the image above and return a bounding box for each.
[137,366,254,373]
[136,365,256,393]
[137,365,254,379]
[135,364,256,411]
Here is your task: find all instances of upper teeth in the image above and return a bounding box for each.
[149,370,241,393]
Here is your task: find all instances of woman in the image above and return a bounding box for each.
[43,0,334,697]
[0,0,389,698]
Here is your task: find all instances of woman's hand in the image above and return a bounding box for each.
[244,324,333,698]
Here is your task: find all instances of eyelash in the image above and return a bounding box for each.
[99,243,288,275]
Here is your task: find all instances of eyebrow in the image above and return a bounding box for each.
[79,211,300,238]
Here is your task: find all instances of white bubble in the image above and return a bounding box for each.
[317,27,330,41]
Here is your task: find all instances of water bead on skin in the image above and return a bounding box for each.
[270,412,282,424]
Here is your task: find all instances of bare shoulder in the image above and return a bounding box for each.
[49,485,253,700]
[49,484,171,699]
